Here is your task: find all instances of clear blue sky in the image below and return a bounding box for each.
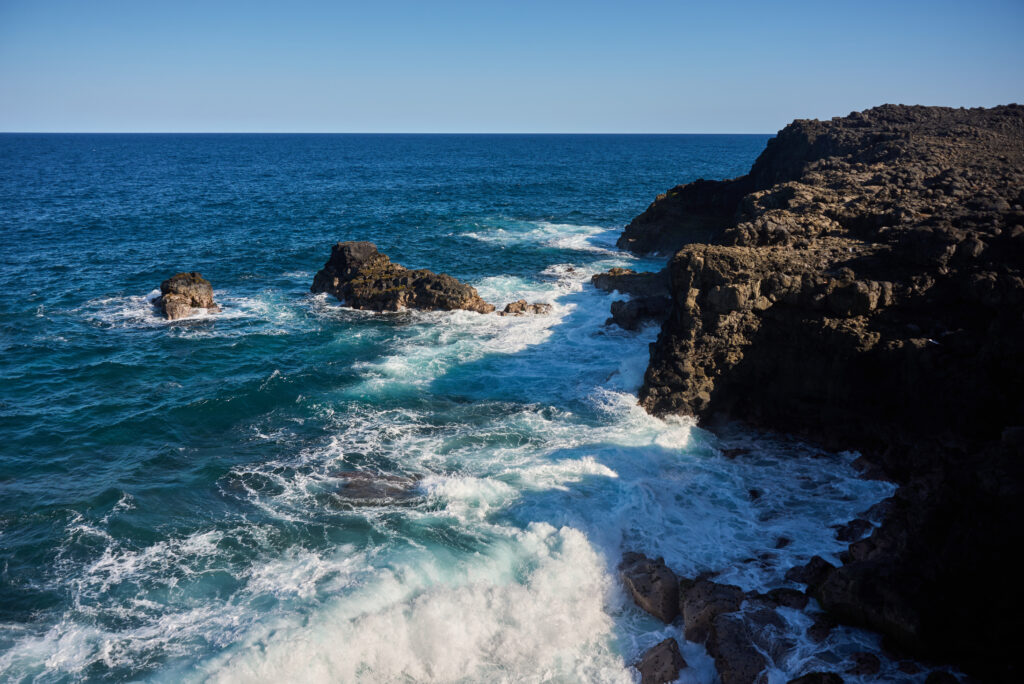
[1,0,1022,133]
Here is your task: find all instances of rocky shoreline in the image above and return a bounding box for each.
[609,105,1024,682]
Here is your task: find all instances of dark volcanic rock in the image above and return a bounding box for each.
[155,272,220,320]
[619,552,679,623]
[680,578,744,642]
[635,637,687,684]
[591,267,671,297]
[845,651,881,676]
[326,471,421,507]
[607,296,672,330]
[499,299,552,316]
[311,241,494,313]
[623,104,1024,680]
[784,556,835,589]
[706,613,767,684]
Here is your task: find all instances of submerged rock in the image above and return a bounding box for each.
[311,241,494,313]
[327,471,421,507]
[155,272,220,320]
[619,552,680,623]
[635,637,687,684]
[499,299,552,316]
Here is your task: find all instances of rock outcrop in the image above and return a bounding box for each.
[592,267,673,330]
[155,272,220,320]
[311,241,494,313]
[499,300,552,316]
[620,104,1024,681]
[619,552,679,623]
[635,638,687,684]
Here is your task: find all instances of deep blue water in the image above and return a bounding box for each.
[1,134,900,682]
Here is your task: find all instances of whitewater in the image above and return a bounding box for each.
[0,134,899,682]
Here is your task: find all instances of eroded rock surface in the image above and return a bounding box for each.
[619,552,679,623]
[311,241,494,313]
[155,272,220,320]
[620,104,1024,680]
[680,578,745,642]
[635,637,687,684]
[499,299,552,316]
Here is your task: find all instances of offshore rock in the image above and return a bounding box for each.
[624,104,1024,680]
[499,299,552,316]
[311,241,494,313]
[619,552,680,623]
[635,638,687,684]
[155,272,220,320]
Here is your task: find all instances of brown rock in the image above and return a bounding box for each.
[619,552,680,623]
[155,272,220,320]
[634,638,687,684]
[311,241,494,313]
[499,299,552,316]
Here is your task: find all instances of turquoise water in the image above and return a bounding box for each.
[0,134,895,682]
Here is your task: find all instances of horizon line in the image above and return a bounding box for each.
[0,130,775,136]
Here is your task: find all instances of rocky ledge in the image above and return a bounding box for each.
[155,272,220,320]
[311,241,494,313]
[620,104,1024,681]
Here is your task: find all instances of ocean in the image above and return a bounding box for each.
[0,134,895,682]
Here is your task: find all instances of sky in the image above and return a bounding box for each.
[1,0,1022,133]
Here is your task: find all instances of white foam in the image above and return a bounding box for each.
[192,524,633,684]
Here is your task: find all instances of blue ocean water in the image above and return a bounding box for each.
[0,134,897,682]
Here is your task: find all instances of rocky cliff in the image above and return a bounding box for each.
[620,105,1024,680]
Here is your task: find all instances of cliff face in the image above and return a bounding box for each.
[622,105,1024,679]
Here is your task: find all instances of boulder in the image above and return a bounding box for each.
[311,241,494,313]
[680,579,745,642]
[706,613,767,684]
[619,552,680,623]
[784,556,835,590]
[635,637,687,684]
[155,272,220,320]
[499,299,552,316]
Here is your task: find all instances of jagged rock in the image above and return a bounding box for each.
[706,613,768,684]
[591,267,670,297]
[680,578,745,642]
[635,638,687,684]
[311,241,494,313]
[784,556,836,589]
[623,105,1024,680]
[807,614,837,643]
[752,587,809,610]
[499,299,552,316]
[619,552,680,623]
[155,272,220,320]
[607,296,672,330]
[786,673,843,684]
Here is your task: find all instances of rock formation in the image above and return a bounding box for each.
[619,552,679,623]
[634,638,687,684]
[155,272,220,320]
[618,104,1024,680]
[311,241,494,313]
[591,267,672,330]
[499,299,552,316]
